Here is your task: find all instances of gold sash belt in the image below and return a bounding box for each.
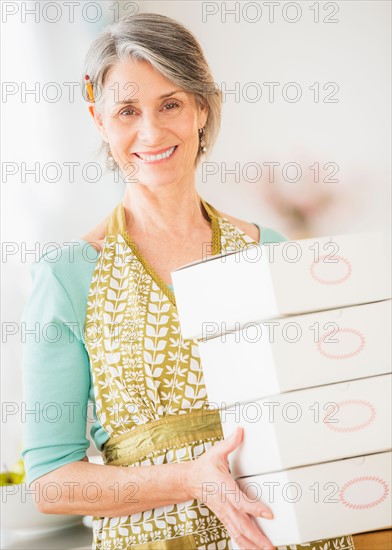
[102,408,223,466]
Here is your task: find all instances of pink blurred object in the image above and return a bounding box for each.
[260,156,361,239]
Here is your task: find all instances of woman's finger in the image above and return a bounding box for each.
[220,502,274,550]
[216,477,274,521]
[237,489,274,519]
[224,506,273,548]
[230,530,273,550]
[235,512,274,549]
[213,426,244,460]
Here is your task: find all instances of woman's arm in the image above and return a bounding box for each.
[33,427,274,550]
[31,455,194,516]
[21,255,93,485]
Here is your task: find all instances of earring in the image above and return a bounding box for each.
[106,145,117,171]
[199,127,207,153]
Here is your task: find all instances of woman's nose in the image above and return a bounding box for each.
[137,112,166,144]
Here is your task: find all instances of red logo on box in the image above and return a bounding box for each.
[310,255,352,285]
[317,328,366,360]
[339,476,389,509]
[323,399,376,432]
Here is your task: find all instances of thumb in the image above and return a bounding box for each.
[217,426,244,459]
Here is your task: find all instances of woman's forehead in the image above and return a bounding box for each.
[105,59,175,95]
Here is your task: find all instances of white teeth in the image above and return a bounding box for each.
[137,146,176,161]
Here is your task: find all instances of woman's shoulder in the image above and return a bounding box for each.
[29,236,101,318]
[216,209,288,244]
[33,239,99,276]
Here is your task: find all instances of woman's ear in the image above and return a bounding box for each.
[88,105,108,142]
[199,102,209,129]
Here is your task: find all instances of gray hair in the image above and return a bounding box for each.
[81,12,222,169]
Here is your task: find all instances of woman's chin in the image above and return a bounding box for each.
[121,171,182,188]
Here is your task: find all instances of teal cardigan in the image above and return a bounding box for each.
[21,224,287,485]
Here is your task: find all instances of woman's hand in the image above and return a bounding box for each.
[187,426,275,550]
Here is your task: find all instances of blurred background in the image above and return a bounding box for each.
[1,0,391,505]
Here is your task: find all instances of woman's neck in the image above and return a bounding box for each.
[122,186,211,237]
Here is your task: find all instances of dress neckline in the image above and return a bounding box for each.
[105,196,222,307]
[77,208,263,300]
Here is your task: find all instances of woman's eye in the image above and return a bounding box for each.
[163,101,180,110]
[120,108,136,116]
[119,101,180,117]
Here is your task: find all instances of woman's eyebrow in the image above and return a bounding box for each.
[114,90,185,105]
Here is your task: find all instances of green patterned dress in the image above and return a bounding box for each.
[84,198,355,550]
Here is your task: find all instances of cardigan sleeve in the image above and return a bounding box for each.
[21,256,91,486]
[258,225,288,244]
[250,221,289,245]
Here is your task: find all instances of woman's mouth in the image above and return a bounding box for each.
[133,145,178,164]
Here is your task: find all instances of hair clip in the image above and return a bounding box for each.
[84,74,95,103]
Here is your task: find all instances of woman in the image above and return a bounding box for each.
[21,12,356,550]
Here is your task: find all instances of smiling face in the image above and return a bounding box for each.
[90,57,208,188]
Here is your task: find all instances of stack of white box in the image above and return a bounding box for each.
[171,232,392,546]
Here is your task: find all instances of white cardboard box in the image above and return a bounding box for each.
[199,300,391,408]
[219,374,391,477]
[171,232,391,340]
[231,451,391,548]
